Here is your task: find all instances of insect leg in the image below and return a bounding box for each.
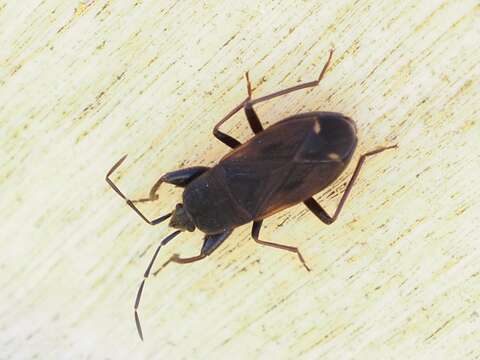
[303,197,334,224]
[249,48,334,106]
[165,253,207,264]
[213,99,248,149]
[131,166,209,203]
[243,72,264,134]
[240,49,333,136]
[304,145,398,224]
[244,49,335,133]
[158,230,233,269]
[251,220,311,271]
[213,72,264,148]
[213,49,333,148]
[106,156,208,225]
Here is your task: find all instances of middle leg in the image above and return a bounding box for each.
[251,220,310,271]
[213,72,263,149]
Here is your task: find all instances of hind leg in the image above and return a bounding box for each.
[213,49,334,149]
[304,145,398,224]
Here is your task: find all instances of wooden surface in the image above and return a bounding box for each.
[1,1,479,359]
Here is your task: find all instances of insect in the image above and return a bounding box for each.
[106,49,397,340]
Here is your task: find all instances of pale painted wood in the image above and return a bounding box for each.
[1,1,479,359]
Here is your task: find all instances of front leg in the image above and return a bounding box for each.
[157,229,233,272]
[105,155,209,225]
[132,166,209,203]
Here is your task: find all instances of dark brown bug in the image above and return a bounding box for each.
[105,49,397,340]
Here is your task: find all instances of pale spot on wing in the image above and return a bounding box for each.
[313,120,321,134]
[327,152,341,161]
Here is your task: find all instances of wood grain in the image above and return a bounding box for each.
[1,1,479,358]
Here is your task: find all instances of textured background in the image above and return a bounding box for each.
[1,1,479,359]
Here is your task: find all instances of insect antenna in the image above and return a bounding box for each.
[134,230,182,341]
[105,155,172,225]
